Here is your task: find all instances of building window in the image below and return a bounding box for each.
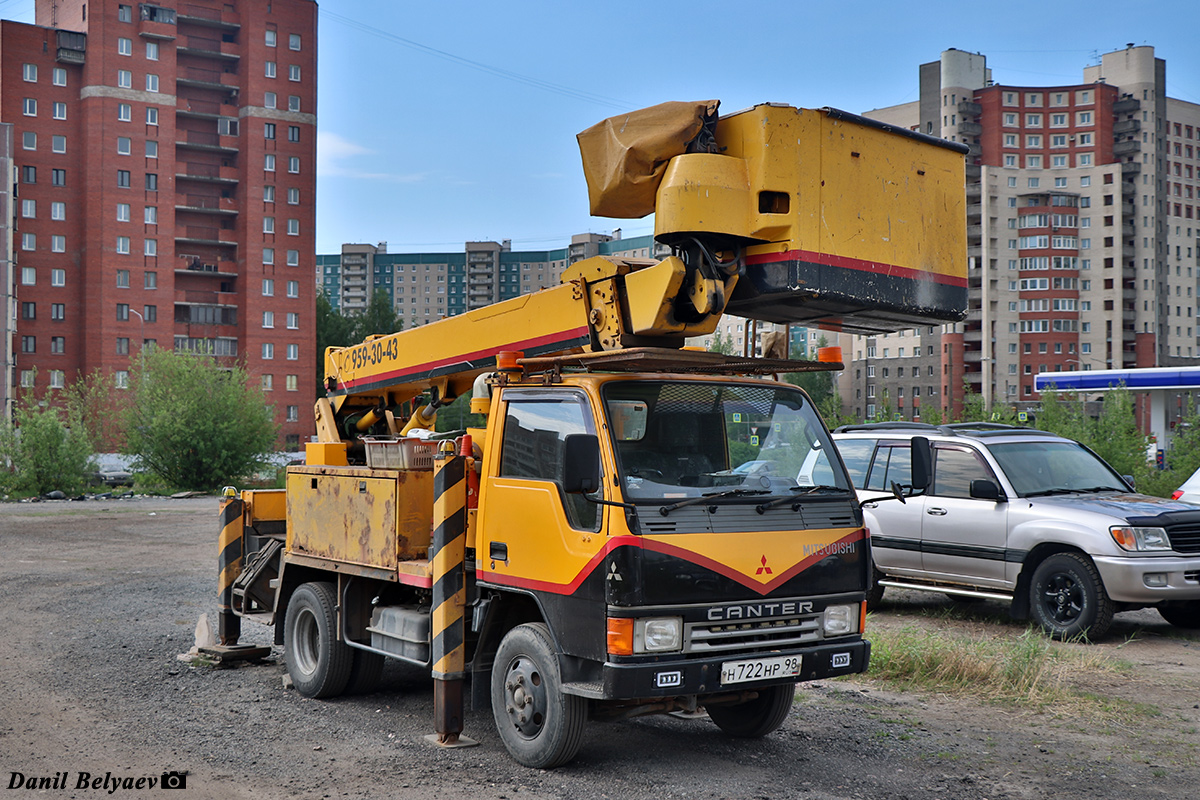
[117,203,131,221]
[286,406,299,423]
[21,302,35,320]
[51,202,65,220]
[53,169,66,186]
[146,107,158,126]
[51,337,65,355]
[262,343,275,360]
[288,157,300,173]
[117,303,130,321]
[263,217,275,234]
[262,311,274,329]
[265,154,276,172]
[118,37,132,56]
[22,166,35,183]
[21,336,35,354]
[143,304,156,322]
[1025,113,1042,127]
[287,344,299,360]
[146,141,158,158]
[117,337,130,355]
[116,236,130,254]
[21,233,35,251]
[263,248,275,264]
[287,280,299,298]
[1077,111,1093,126]
[51,135,66,153]
[1052,156,1067,168]
[48,370,65,390]
[22,98,36,116]
[145,173,158,191]
[51,235,65,253]
[117,136,131,155]
[21,267,35,285]
[288,95,300,112]
[266,29,277,47]
[22,63,36,82]
[264,122,276,140]
[52,101,67,120]
[118,69,132,88]
[264,91,276,109]
[52,303,65,320]
[144,239,157,256]
[145,271,157,290]
[286,375,298,392]
[21,199,36,218]
[288,65,300,81]
[118,4,132,22]
[115,371,129,389]
[287,218,299,236]
[53,67,66,86]
[288,125,300,143]
[289,33,301,51]
[265,61,276,78]
[51,269,65,286]
[262,374,274,391]
[286,249,299,266]
[287,187,300,204]
[144,206,157,224]
[1079,154,1093,167]
[264,186,276,203]
[286,312,299,329]
[262,279,274,296]
[146,41,159,60]
[22,131,35,150]
[117,270,130,288]
[145,74,159,92]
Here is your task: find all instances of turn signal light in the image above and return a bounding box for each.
[606,617,633,655]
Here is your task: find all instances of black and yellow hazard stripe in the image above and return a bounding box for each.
[217,495,244,645]
[431,446,467,680]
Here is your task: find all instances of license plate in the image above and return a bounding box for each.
[720,654,802,685]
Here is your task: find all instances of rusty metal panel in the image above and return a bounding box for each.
[243,489,286,523]
[286,467,434,570]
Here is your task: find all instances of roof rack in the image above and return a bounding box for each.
[833,420,1060,439]
[834,421,939,433]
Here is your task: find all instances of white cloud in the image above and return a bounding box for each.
[317,131,427,182]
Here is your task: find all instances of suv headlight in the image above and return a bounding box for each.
[823,604,859,637]
[1110,525,1172,552]
[634,617,683,653]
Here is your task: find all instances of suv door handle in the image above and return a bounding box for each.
[926,507,947,516]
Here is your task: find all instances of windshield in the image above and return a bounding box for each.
[603,380,850,502]
[988,440,1128,497]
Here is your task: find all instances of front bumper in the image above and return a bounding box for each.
[584,639,870,700]
[1093,555,1200,603]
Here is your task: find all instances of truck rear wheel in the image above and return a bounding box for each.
[345,650,385,695]
[284,582,352,698]
[491,623,586,769]
[1029,553,1113,641]
[705,684,795,737]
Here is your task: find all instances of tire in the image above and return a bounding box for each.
[344,650,385,695]
[1158,600,1200,629]
[491,623,587,769]
[705,684,795,738]
[866,566,885,610]
[1029,553,1114,641]
[284,582,352,698]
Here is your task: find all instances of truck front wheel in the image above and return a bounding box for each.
[491,623,586,769]
[284,582,352,698]
[1029,553,1114,641]
[705,684,795,738]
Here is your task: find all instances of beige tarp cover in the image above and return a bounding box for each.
[577,100,719,219]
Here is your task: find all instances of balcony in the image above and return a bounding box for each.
[176,129,238,154]
[958,100,982,117]
[177,5,241,30]
[958,120,983,137]
[1113,119,1141,136]
[176,65,238,92]
[175,289,238,306]
[138,8,178,41]
[1113,97,1140,114]
[176,162,238,185]
[175,225,237,247]
[175,193,237,216]
[1121,161,1142,176]
[56,31,86,64]
[175,258,236,277]
[177,35,240,62]
[1113,140,1140,156]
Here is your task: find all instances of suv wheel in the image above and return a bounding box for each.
[866,566,884,609]
[1158,600,1200,629]
[1029,553,1114,641]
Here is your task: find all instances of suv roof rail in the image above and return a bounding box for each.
[936,422,1056,437]
[834,421,940,433]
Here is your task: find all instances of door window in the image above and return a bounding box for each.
[932,447,993,499]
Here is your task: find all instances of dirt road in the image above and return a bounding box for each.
[0,497,1197,799]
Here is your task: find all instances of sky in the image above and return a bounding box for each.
[3,0,1198,254]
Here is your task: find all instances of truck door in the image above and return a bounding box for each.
[919,444,1009,588]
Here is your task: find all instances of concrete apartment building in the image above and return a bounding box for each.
[840,44,1200,424]
[3,0,317,447]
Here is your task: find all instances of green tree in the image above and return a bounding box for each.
[1034,388,1091,444]
[0,387,94,496]
[352,288,406,342]
[122,349,278,491]
[1089,386,1146,477]
[315,291,356,398]
[708,330,735,355]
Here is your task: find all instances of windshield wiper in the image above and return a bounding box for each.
[755,485,848,513]
[1074,486,1122,494]
[658,489,770,516]
[1024,487,1082,497]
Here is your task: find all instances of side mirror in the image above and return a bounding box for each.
[563,434,601,494]
[910,436,932,492]
[1121,474,1135,490]
[970,479,1003,502]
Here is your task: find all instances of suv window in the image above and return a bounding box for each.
[836,439,874,487]
[931,446,993,499]
[866,443,912,491]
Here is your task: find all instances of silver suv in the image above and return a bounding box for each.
[829,422,1200,640]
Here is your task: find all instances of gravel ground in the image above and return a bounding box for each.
[1,496,1198,799]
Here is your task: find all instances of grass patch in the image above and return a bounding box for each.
[864,624,1153,721]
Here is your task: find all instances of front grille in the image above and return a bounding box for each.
[685,613,822,655]
[1165,523,1200,554]
[1184,570,1199,583]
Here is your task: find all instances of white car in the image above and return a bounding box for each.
[1172,467,1200,503]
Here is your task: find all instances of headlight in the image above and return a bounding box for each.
[823,604,859,637]
[634,617,682,653]
[1110,526,1172,552]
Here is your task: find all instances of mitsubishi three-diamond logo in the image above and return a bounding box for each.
[755,555,772,576]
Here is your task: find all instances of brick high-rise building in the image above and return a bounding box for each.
[840,45,1200,424]
[3,0,317,448]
